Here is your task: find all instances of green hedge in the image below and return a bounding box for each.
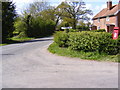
[76,25,90,31]
[54,31,69,47]
[90,29,106,32]
[54,31,120,55]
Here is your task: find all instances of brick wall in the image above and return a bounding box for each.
[93,16,117,31]
[118,12,120,27]
[117,12,120,33]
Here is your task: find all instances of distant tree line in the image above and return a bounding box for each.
[2,0,93,43]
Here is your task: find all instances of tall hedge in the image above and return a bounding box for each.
[2,1,16,42]
[54,31,69,47]
[54,31,120,55]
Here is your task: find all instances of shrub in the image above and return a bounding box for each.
[28,17,55,37]
[54,31,69,47]
[69,29,79,32]
[76,25,90,31]
[97,29,106,32]
[54,31,120,55]
[14,16,55,38]
[68,32,100,52]
[68,32,119,55]
[17,32,27,38]
[90,29,106,32]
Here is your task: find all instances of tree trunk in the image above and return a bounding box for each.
[73,20,76,29]
[55,16,60,30]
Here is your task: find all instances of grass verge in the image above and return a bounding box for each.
[48,42,119,62]
[0,44,8,46]
[0,37,35,46]
[11,37,34,42]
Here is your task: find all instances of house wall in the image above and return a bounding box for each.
[118,12,120,28]
[93,16,117,31]
[117,12,120,33]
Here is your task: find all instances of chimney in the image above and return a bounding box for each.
[107,0,112,10]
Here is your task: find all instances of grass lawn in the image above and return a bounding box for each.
[48,42,119,62]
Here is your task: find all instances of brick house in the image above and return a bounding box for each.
[92,0,120,33]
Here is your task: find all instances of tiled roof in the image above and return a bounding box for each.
[92,4,120,20]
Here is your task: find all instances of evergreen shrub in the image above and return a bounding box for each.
[54,31,119,55]
[54,31,69,47]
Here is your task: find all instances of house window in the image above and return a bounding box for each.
[97,26,100,30]
[98,18,100,23]
[106,16,109,21]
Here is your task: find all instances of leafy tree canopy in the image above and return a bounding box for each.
[2,1,16,42]
[55,0,93,29]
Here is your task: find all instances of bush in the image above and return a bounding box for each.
[90,29,106,32]
[28,17,55,37]
[76,25,90,31]
[14,16,55,38]
[68,32,119,55]
[54,31,120,55]
[17,32,27,38]
[54,31,69,47]
[68,32,100,52]
[69,29,79,32]
[14,19,27,36]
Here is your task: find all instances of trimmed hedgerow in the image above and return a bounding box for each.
[54,31,69,47]
[90,29,106,32]
[54,31,120,55]
[68,32,119,55]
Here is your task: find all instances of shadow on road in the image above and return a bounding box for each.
[1,38,53,46]
[2,54,14,56]
[23,38,53,43]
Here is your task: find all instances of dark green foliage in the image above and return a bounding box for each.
[68,32,100,52]
[14,16,55,38]
[2,1,16,43]
[69,32,119,55]
[68,29,79,32]
[28,16,55,37]
[90,29,106,32]
[54,31,69,47]
[76,25,90,31]
[14,17,27,37]
[54,31,120,55]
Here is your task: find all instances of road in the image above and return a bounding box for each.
[1,37,118,88]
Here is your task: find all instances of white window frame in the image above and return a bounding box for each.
[98,18,100,23]
[97,26,100,30]
[106,16,109,21]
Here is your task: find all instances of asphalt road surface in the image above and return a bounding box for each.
[1,37,118,88]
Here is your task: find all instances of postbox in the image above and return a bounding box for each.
[112,27,119,40]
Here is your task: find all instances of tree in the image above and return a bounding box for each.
[24,1,51,17]
[56,0,93,29]
[54,2,69,29]
[14,1,56,38]
[40,7,56,21]
[2,1,16,42]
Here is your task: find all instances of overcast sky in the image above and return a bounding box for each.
[12,0,119,19]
